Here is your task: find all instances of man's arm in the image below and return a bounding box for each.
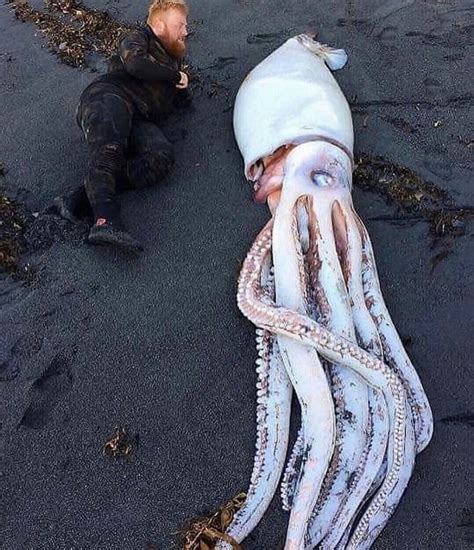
[119,30,181,84]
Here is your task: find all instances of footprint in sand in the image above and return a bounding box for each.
[20,354,73,429]
[247,31,292,44]
[375,26,399,42]
[205,56,238,71]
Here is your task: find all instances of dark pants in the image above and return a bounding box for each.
[77,83,174,220]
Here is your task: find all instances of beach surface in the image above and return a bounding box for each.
[0,1,472,548]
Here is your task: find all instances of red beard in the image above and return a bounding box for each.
[160,33,187,59]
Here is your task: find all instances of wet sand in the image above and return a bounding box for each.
[0,1,472,548]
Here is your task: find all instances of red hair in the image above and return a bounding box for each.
[147,0,188,25]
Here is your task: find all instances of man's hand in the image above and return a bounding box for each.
[176,71,189,89]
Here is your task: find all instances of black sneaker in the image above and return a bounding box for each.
[87,219,143,252]
[53,185,89,223]
[53,195,80,223]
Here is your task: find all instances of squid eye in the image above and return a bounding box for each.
[310,170,332,187]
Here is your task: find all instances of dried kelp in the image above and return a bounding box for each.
[353,154,473,239]
[179,493,246,550]
[103,426,135,458]
[10,0,89,67]
[9,0,135,67]
[45,0,135,57]
[0,194,29,273]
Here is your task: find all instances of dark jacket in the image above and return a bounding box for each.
[85,25,189,124]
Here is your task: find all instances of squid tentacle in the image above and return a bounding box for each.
[218,330,292,547]
[278,336,336,549]
[273,204,336,549]
[313,201,391,548]
[334,458,389,550]
[347,404,416,550]
[301,203,353,544]
[217,268,293,548]
[355,212,433,453]
[237,220,414,547]
[298,197,371,547]
[280,427,305,511]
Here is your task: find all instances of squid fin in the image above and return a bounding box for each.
[297,35,348,70]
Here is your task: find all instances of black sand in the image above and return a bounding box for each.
[0,1,472,549]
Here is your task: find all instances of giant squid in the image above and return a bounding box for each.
[217,35,433,549]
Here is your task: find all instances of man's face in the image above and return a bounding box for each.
[156,8,188,58]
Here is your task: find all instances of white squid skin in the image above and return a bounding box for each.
[216,263,293,548]
[219,34,433,549]
[314,204,389,549]
[273,189,336,549]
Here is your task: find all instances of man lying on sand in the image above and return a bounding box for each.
[54,0,191,251]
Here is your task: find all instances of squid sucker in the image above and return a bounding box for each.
[217,35,433,549]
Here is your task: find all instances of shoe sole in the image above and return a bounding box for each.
[53,197,80,224]
[87,233,143,252]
